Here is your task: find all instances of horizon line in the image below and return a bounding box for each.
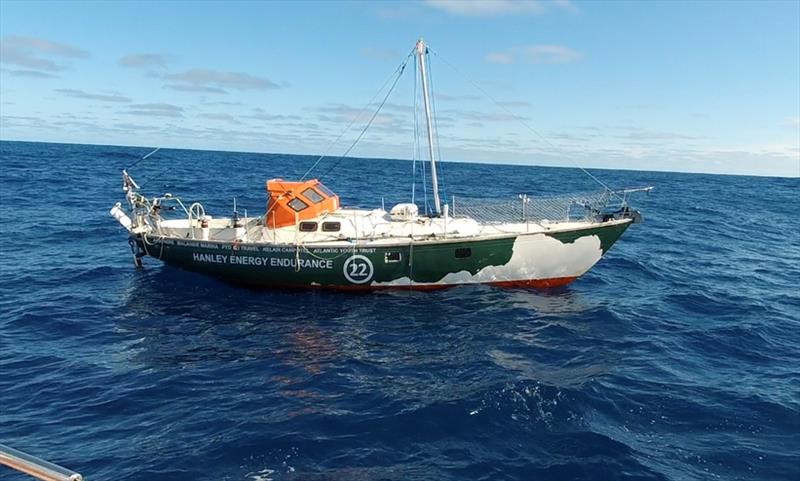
[1,138,798,180]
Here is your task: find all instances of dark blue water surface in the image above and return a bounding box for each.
[1,140,798,481]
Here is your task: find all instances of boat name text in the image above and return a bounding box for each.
[191,252,334,270]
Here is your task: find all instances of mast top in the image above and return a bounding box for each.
[415,38,425,55]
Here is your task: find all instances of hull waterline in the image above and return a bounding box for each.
[132,219,632,291]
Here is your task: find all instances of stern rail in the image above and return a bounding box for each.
[0,443,83,481]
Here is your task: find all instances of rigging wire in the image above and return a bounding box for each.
[421,142,429,215]
[418,76,430,216]
[412,55,430,215]
[319,60,408,179]
[428,46,620,199]
[302,50,414,181]
[126,147,161,170]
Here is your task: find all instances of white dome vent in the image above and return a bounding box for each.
[390,203,419,222]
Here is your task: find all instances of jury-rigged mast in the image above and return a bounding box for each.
[416,38,442,217]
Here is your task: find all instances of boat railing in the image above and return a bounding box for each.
[0,443,82,481]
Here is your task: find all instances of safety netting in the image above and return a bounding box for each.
[452,190,617,224]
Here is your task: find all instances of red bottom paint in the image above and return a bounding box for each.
[231,276,579,292]
[487,276,577,289]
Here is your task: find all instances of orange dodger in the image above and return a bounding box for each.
[265,178,339,229]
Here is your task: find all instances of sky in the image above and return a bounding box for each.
[0,0,798,177]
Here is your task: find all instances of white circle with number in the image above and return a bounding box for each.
[343,255,374,284]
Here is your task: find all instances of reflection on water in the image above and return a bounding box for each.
[119,268,347,370]
[503,287,600,317]
[116,265,620,397]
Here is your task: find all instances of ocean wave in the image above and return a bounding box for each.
[2,141,798,481]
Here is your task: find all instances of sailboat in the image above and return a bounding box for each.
[110,39,650,290]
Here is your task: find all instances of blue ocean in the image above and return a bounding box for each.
[1,140,798,481]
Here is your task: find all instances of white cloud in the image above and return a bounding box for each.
[553,0,580,14]
[125,103,184,118]
[199,112,240,124]
[56,88,131,103]
[244,110,302,122]
[0,35,88,75]
[164,84,228,94]
[498,100,532,108]
[524,45,582,63]
[119,53,168,69]
[614,127,705,142]
[485,52,514,64]
[425,0,545,16]
[0,67,58,78]
[486,44,582,64]
[3,111,796,177]
[442,107,527,122]
[435,93,481,102]
[164,68,281,93]
[317,103,396,126]
[424,0,577,16]
[202,100,243,107]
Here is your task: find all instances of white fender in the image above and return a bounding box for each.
[110,203,132,232]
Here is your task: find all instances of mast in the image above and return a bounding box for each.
[416,38,442,216]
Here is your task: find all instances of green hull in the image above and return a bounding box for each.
[134,220,631,290]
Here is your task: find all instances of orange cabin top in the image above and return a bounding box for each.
[265,178,340,229]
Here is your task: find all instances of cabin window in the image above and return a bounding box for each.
[385,252,402,263]
[299,221,318,232]
[287,198,308,212]
[321,221,341,232]
[302,188,325,204]
[317,183,336,197]
[455,247,472,258]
